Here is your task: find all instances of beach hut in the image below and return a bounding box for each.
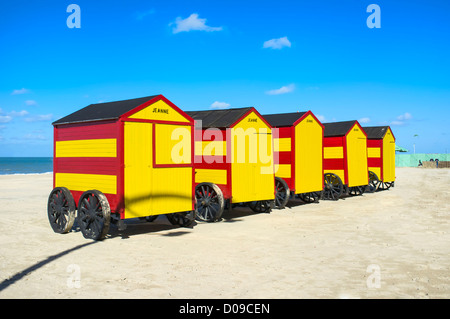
[322,120,369,200]
[263,111,324,208]
[48,95,196,240]
[363,126,396,191]
[186,107,275,222]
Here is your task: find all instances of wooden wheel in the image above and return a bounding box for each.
[379,181,393,190]
[248,200,273,213]
[298,191,322,203]
[195,183,224,222]
[274,177,290,209]
[47,187,76,234]
[367,171,380,193]
[322,173,344,200]
[349,185,366,196]
[77,190,111,240]
[166,211,196,227]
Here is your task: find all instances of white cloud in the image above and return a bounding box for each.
[171,13,222,34]
[22,133,46,140]
[391,112,413,126]
[9,110,29,117]
[266,84,295,95]
[358,117,371,124]
[0,115,12,123]
[316,115,326,123]
[24,114,53,122]
[11,88,30,95]
[397,112,412,121]
[210,101,230,109]
[263,36,291,49]
[25,100,37,106]
[135,9,155,20]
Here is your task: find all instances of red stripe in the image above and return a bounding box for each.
[55,121,118,141]
[368,157,382,168]
[323,136,343,147]
[323,158,345,170]
[70,190,120,213]
[367,139,382,147]
[277,127,292,138]
[274,151,291,165]
[55,157,119,175]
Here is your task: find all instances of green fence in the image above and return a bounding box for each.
[395,153,450,167]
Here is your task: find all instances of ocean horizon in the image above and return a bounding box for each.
[0,157,53,175]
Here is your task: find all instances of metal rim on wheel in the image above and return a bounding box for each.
[195,183,224,222]
[367,171,380,193]
[274,177,290,209]
[248,200,273,213]
[48,187,76,234]
[299,191,322,203]
[77,190,111,240]
[349,185,366,196]
[322,173,344,200]
[166,211,196,227]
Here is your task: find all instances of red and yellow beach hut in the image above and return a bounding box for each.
[186,107,275,222]
[363,126,396,191]
[48,95,196,240]
[322,120,369,200]
[263,111,324,208]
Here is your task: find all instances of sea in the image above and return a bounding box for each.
[0,157,53,175]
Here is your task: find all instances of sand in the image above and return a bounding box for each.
[0,167,449,299]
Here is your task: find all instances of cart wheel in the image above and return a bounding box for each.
[299,191,322,203]
[195,182,225,222]
[166,211,196,227]
[322,173,344,200]
[146,215,158,222]
[379,181,393,190]
[48,187,76,234]
[349,186,366,196]
[367,171,380,193]
[77,190,111,240]
[274,177,290,209]
[248,200,273,213]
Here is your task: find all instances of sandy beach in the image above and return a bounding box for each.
[0,167,449,299]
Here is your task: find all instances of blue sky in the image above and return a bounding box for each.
[0,0,449,156]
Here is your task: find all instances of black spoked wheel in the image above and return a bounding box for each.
[298,191,322,203]
[322,173,344,200]
[48,187,76,234]
[248,200,273,213]
[379,181,393,190]
[77,190,111,240]
[367,171,380,193]
[195,183,225,222]
[349,185,366,196]
[274,177,290,209]
[166,211,196,227]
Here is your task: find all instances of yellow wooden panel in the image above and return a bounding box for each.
[273,138,291,152]
[124,122,193,219]
[231,111,274,203]
[55,139,116,158]
[195,169,227,185]
[369,167,381,180]
[128,99,190,123]
[346,125,368,187]
[274,164,291,178]
[323,147,343,159]
[194,141,227,156]
[295,114,324,193]
[368,147,381,158]
[55,173,117,194]
[324,170,345,183]
[382,128,396,182]
[155,124,191,165]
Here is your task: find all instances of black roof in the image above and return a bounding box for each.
[263,112,307,127]
[363,126,390,139]
[323,120,358,137]
[52,95,159,125]
[186,107,253,128]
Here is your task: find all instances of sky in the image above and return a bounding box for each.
[0,0,449,156]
